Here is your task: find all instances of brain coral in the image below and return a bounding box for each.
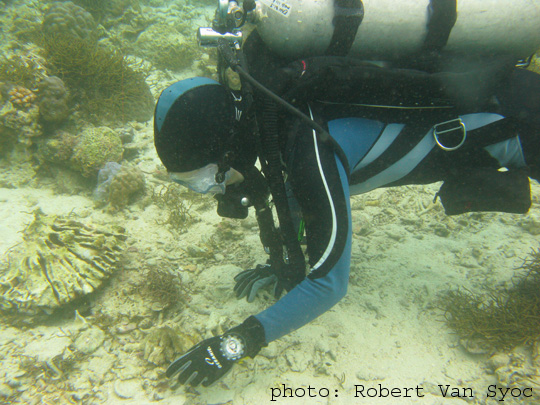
[38,76,71,123]
[70,126,123,177]
[0,209,126,316]
[95,162,146,208]
[42,1,97,40]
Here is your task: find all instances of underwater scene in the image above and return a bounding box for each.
[1,0,540,404]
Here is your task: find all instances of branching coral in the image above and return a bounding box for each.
[41,33,154,123]
[441,248,540,350]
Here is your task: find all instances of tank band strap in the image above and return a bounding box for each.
[325,0,364,57]
[422,0,457,52]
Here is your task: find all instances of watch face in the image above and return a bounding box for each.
[220,335,245,361]
[226,339,241,354]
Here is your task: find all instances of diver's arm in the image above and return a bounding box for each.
[255,130,352,343]
[165,147,351,384]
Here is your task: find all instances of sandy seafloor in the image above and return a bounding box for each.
[2,1,540,404]
[2,166,540,405]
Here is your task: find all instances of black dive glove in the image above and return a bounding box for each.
[234,264,282,302]
[166,316,266,388]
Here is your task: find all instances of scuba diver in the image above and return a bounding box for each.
[153,0,540,389]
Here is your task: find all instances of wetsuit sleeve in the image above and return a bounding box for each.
[254,130,351,343]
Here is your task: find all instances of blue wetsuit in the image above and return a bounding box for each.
[241,31,540,345]
[254,109,529,343]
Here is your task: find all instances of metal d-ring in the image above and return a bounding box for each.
[433,118,466,151]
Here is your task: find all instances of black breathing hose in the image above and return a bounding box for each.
[218,40,349,175]
[217,40,331,138]
[236,64,334,142]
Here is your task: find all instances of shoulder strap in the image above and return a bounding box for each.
[422,0,457,52]
[325,0,364,56]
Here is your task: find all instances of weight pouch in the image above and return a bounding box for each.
[436,168,531,215]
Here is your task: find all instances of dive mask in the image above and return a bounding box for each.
[169,163,231,195]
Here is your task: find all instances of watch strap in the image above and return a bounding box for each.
[224,316,267,358]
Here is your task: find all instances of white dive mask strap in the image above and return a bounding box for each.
[169,163,231,195]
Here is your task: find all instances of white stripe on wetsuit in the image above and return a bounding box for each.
[308,106,338,273]
[350,113,505,195]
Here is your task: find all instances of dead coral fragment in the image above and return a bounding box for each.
[0,209,127,316]
[143,325,197,366]
[441,248,540,350]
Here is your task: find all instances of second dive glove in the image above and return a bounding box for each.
[166,316,266,388]
[234,264,281,302]
[234,262,306,302]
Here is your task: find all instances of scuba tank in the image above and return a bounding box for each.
[199,0,540,61]
[254,0,540,59]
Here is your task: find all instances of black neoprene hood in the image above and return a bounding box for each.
[154,78,236,173]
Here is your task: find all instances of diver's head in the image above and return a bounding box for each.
[154,77,247,194]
